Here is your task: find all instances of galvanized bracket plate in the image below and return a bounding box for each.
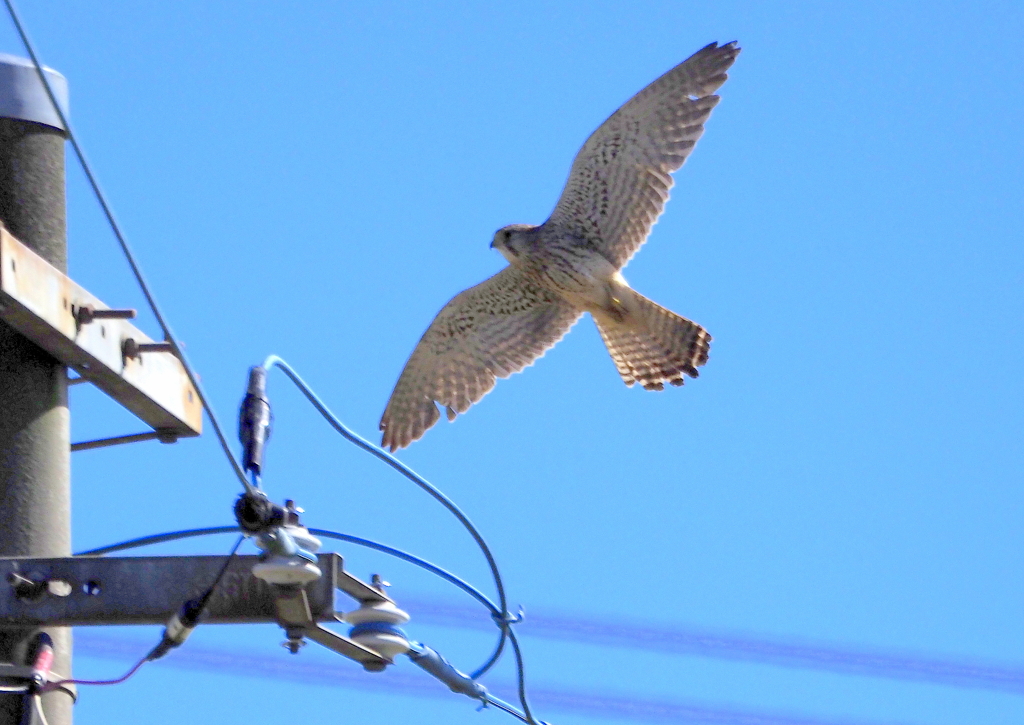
[0,554,350,626]
[0,226,201,438]
[271,586,388,669]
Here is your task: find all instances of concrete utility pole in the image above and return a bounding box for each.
[0,54,72,725]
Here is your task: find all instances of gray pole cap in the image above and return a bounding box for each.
[0,52,68,131]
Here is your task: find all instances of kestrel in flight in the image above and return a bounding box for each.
[380,41,740,451]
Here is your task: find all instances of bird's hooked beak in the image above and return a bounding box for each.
[490,229,506,251]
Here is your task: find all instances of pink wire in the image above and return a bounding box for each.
[39,653,149,694]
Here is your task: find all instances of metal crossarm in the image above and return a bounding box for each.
[0,225,202,440]
[0,555,342,626]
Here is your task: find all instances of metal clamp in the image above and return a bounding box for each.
[0,665,77,703]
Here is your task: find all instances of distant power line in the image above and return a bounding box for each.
[76,522,1024,696]
[401,596,1024,695]
[76,633,921,725]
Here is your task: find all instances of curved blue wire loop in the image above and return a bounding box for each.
[260,355,515,677]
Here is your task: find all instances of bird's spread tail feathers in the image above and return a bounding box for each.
[594,290,710,390]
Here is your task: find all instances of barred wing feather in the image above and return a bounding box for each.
[380,267,582,451]
[545,41,740,269]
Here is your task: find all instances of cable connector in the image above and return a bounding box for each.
[407,642,487,700]
[147,536,245,662]
[147,596,205,661]
[234,490,284,534]
[238,366,272,476]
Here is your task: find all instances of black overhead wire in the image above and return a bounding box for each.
[2,0,254,495]
[1,7,542,721]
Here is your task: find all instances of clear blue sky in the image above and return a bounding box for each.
[2,2,1022,724]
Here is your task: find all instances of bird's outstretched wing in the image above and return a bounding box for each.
[545,41,740,270]
[380,267,582,451]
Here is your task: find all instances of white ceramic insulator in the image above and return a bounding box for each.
[345,601,410,625]
[352,632,410,661]
[285,525,321,554]
[252,555,322,585]
[254,525,322,556]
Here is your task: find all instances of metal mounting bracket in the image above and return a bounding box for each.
[270,585,389,671]
[0,225,202,440]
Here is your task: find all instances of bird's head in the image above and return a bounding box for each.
[490,223,537,263]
